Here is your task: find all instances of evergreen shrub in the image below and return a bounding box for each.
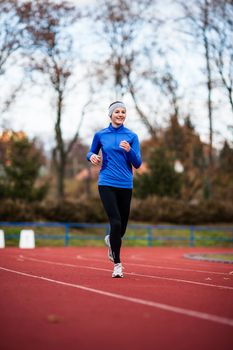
[0,197,232,224]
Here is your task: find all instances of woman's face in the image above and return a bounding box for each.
[111,107,126,127]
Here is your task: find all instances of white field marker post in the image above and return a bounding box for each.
[0,230,5,248]
[19,230,35,249]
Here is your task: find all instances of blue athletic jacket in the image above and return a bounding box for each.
[86,123,142,188]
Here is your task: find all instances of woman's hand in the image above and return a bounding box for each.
[90,154,101,165]
[120,140,131,152]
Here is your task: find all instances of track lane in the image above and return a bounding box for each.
[1,267,232,350]
[1,247,233,350]
[1,248,233,318]
[17,255,233,290]
[1,265,233,327]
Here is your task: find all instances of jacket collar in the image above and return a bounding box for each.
[108,123,124,132]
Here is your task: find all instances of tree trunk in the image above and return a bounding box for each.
[128,81,157,139]
[203,0,213,199]
[205,35,213,166]
[203,0,213,166]
[54,90,66,201]
[56,158,65,201]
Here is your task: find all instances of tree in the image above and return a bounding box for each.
[89,0,187,140]
[163,115,207,201]
[91,0,152,98]
[210,0,233,119]
[219,140,233,174]
[89,0,164,138]
[0,0,24,120]
[128,65,182,139]
[179,0,215,165]
[164,115,186,161]
[0,131,48,201]
[18,0,90,201]
[134,147,182,199]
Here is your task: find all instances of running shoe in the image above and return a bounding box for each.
[112,263,123,278]
[104,234,114,262]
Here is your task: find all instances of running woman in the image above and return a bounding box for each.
[86,101,142,278]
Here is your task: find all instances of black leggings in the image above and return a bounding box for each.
[98,186,132,264]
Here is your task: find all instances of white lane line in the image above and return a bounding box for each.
[126,262,231,276]
[1,265,233,327]
[77,254,232,275]
[76,255,230,276]
[127,254,233,269]
[21,252,231,275]
[20,256,233,291]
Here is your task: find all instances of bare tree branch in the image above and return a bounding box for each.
[17,0,84,201]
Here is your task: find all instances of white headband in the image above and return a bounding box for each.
[108,102,126,117]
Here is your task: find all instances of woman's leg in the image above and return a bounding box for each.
[116,188,132,238]
[98,186,122,263]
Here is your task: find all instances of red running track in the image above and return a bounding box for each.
[0,247,233,350]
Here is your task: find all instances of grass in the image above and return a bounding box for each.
[185,252,233,263]
[198,253,233,261]
[1,224,233,247]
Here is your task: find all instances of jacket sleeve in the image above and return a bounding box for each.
[86,132,101,161]
[128,134,142,169]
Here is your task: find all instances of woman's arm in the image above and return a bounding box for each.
[120,134,142,169]
[86,133,101,163]
[128,134,142,169]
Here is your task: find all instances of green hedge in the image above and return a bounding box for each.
[0,196,232,224]
[0,197,106,223]
[130,197,233,224]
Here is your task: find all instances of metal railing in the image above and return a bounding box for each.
[1,222,233,247]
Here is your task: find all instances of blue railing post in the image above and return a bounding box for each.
[147,227,153,247]
[189,226,195,247]
[65,224,69,246]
